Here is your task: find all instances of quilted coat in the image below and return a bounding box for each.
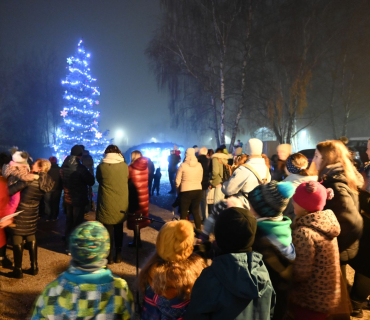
[127,157,150,230]
[9,173,54,236]
[291,209,341,314]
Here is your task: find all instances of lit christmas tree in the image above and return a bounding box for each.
[53,40,110,166]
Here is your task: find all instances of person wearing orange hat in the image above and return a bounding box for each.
[139,220,206,320]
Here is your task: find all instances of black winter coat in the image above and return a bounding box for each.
[48,163,62,192]
[197,155,210,190]
[168,154,180,172]
[321,163,363,262]
[61,156,95,207]
[349,190,370,277]
[9,173,54,236]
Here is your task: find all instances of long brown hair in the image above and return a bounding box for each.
[316,140,358,193]
[139,253,206,300]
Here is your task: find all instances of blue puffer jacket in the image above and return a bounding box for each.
[184,252,276,320]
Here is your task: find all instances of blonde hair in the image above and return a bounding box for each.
[130,150,142,164]
[34,159,51,173]
[317,140,358,193]
[139,253,206,300]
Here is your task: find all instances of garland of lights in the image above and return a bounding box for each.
[52,40,110,167]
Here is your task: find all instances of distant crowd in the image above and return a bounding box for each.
[0,137,369,319]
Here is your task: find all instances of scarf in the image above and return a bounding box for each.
[102,153,124,164]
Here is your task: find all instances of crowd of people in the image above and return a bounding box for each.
[0,137,369,319]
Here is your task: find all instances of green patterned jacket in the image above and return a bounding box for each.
[31,268,134,320]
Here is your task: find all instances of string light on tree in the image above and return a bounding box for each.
[53,40,110,166]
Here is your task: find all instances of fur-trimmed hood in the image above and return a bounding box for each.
[211,153,232,160]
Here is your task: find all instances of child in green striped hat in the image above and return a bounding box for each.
[31,221,134,320]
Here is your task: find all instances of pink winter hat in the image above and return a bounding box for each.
[293,181,334,212]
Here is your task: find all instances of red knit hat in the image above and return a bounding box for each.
[293,181,334,212]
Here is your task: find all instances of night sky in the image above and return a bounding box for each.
[0,0,174,147]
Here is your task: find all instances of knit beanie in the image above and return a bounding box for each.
[71,145,83,156]
[214,207,257,253]
[156,220,194,262]
[248,181,295,218]
[293,181,334,212]
[245,138,263,156]
[49,156,58,164]
[69,221,110,265]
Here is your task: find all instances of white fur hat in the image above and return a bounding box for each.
[245,138,263,156]
[12,151,29,165]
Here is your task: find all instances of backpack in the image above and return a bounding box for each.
[217,159,232,182]
[241,164,270,185]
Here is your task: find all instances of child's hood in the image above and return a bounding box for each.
[211,252,271,300]
[294,210,340,239]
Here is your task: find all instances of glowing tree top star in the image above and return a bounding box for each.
[53,40,110,167]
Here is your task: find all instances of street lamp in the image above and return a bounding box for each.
[116,130,128,146]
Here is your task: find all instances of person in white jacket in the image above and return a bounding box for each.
[175,148,203,230]
[222,138,271,208]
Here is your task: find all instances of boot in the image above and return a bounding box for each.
[25,241,38,275]
[351,299,364,318]
[10,243,23,279]
[115,247,122,263]
[0,256,13,269]
[128,230,142,248]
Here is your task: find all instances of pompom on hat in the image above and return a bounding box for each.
[69,221,110,265]
[248,181,295,218]
[293,181,334,212]
[156,220,194,262]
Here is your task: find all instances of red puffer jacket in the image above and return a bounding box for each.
[127,157,150,230]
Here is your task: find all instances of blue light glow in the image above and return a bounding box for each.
[52,40,110,168]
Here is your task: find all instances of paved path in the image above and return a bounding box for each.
[0,181,369,319]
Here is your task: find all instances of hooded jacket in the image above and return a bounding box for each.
[185,252,276,320]
[175,151,203,192]
[210,152,230,187]
[321,162,363,261]
[61,155,95,207]
[96,153,129,225]
[8,173,54,236]
[127,157,149,230]
[292,210,341,313]
[222,158,271,208]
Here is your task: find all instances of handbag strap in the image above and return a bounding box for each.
[241,164,268,185]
